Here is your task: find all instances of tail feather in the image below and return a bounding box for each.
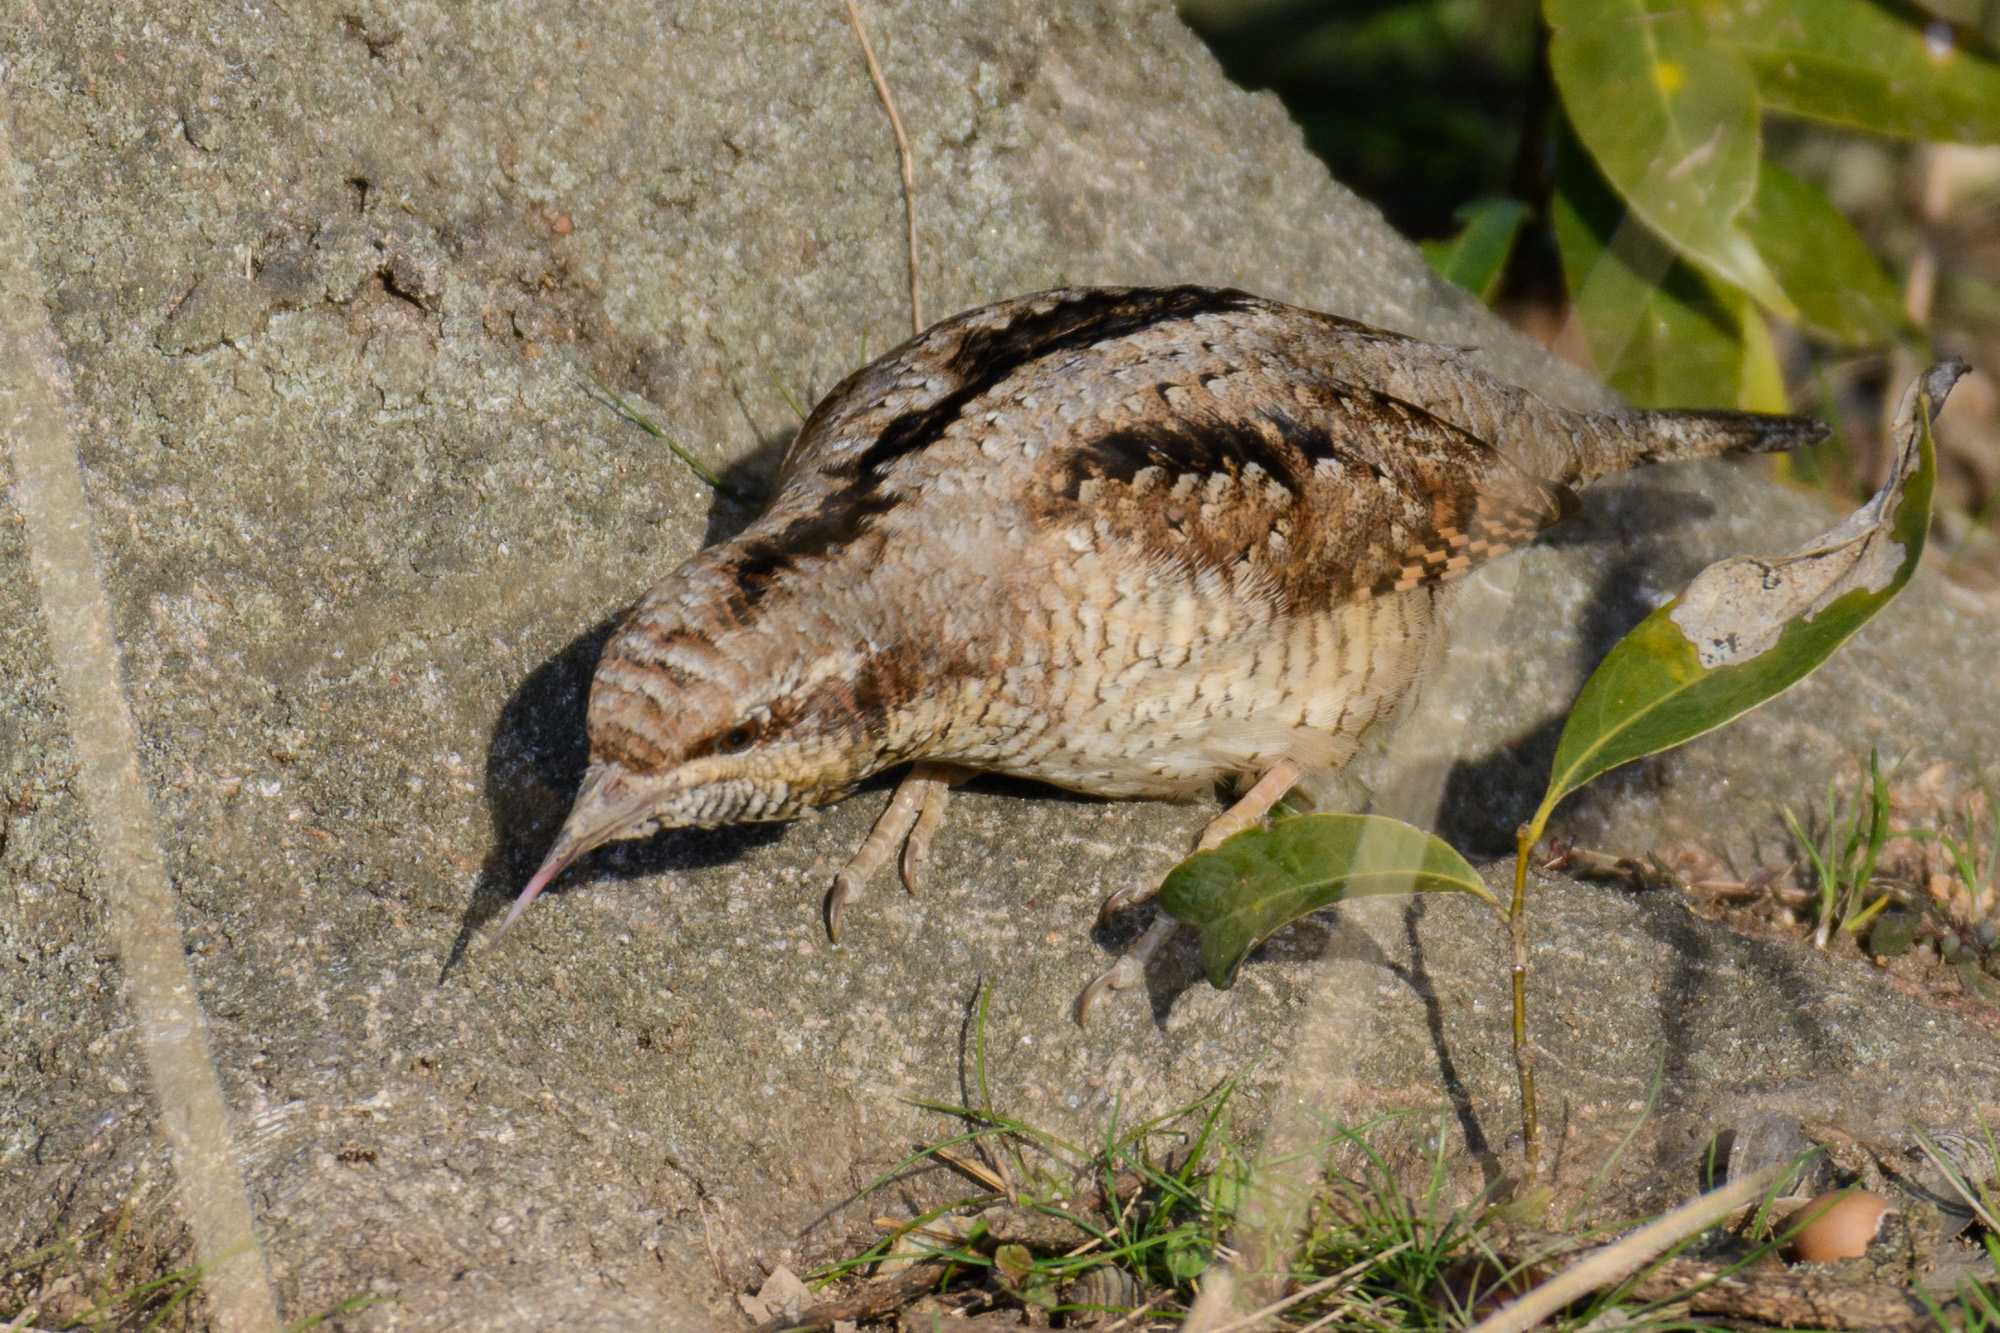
[1572,407,1828,485]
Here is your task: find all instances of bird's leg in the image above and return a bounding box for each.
[1074,758,1303,1024]
[1094,758,1304,924]
[826,762,970,941]
[900,767,961,892]
[1197,758,1306,848]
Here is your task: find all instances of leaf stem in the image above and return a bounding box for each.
[1511,821,1541,1185]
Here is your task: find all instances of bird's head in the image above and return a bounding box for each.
[498,550,926,933]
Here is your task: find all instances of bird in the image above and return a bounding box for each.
[496,285,1824,1017]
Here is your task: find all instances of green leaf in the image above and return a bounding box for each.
[1551,121,1748,408]
[1713,0,2000,143]
[1867,905,1924,958]
[1523,361,1963,846]
[1163,1235,1211,1282]
[993,1243,1034,1286]
[1909,0,1990,25]
[1546,0,1795,317]
[1740,162,1907,347]
[1421,198,1530,302]
[1157,814,1495,991]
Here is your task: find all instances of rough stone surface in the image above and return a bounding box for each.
[3,1,1996,1329]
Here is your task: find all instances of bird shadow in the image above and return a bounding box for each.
[1098,897,1506,1184]
[442,432,792,983]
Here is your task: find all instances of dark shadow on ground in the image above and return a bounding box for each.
[446,613,790,981]
[447,431,793,980]
[1621,888,1836,1190]
[1392,896,1502,1184]
[699,431,787,545]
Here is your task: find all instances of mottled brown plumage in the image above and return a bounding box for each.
[500,286,1823,1008]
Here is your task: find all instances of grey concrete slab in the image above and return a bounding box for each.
[3,1,1996,1329]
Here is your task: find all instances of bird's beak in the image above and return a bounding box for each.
[496,764,652,938]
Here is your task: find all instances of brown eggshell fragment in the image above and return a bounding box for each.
[1787,1189,1891,1263]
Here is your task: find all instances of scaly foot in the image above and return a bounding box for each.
[1073,914,1177,1024]
[825,763,970,940]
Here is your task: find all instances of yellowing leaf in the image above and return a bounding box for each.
[1520,361,1963,856]
[1732,287,1787,413]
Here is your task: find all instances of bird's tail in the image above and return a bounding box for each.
[1570,406,1828,486]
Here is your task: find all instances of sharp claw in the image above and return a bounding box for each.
[899,838,928,895]
[1095,883,1151,927]
[831,764,968,939]
[1074,914,1181,1024]
[1073,955,1144,1026]
[825,872,857,943]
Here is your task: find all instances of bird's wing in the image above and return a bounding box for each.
[776,286,1265,479]
[755,286,1578,616]
[1028,370,1578,614]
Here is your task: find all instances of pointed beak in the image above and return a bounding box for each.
[495,765,652,938]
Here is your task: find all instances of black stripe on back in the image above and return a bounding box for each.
[836,286,1257,481]
[725,490,899,616]
[730,286,1258,612]
[1050,399,1394,500]
[1053,411,1298,497]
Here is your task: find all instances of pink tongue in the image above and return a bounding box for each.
[496,847,572,938]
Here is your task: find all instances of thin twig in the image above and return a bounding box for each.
[930,1144,1008,1194]
[1201,1239,1413,1333]
[843,0,922,335]
[1487,1227,1945,1331]
[1096,1292,1164,1332]
[1468,1167,1779,1333]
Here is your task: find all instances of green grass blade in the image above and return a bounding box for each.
[586,379,750,499]
[1740,161,1905,347]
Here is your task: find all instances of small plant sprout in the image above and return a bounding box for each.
[1782,747,1898,949]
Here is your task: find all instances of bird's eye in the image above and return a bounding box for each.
[716,724,757,755]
